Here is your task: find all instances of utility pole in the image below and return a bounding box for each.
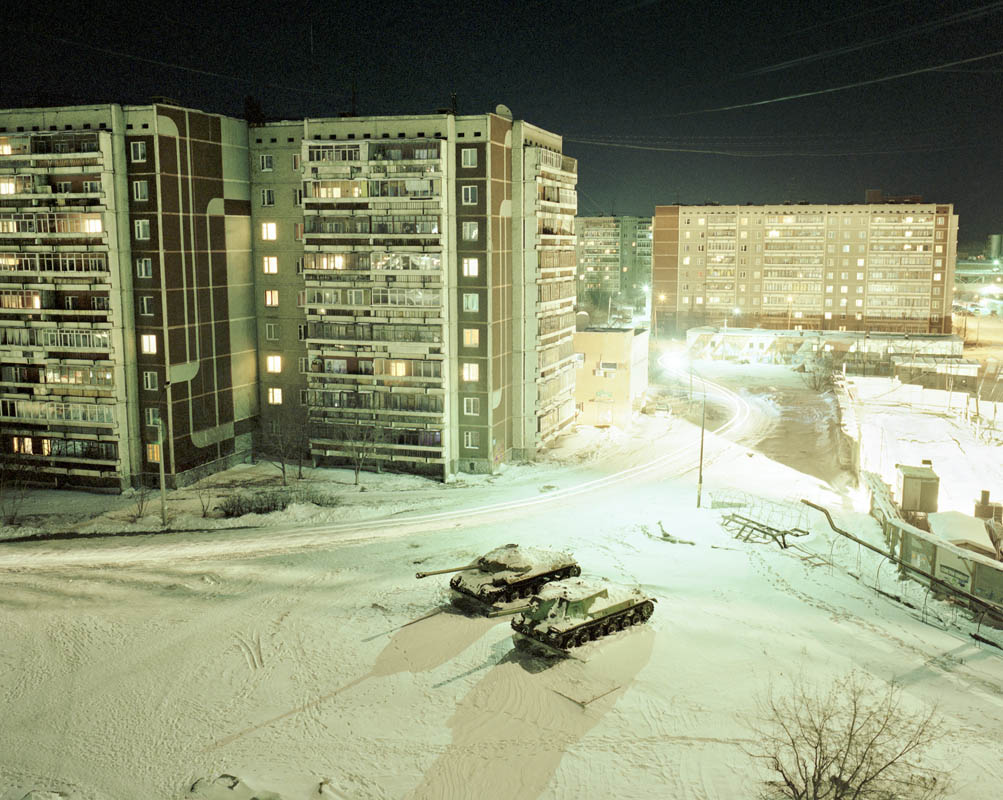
[696,389,706,508]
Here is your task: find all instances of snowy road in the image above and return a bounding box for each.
[2,364,1002,800]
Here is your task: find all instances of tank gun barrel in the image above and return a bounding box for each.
[486,604,533,618]
[415,563,476,579]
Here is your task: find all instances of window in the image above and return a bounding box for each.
[298,324,307,340]
[64,296,77,310]
[293,188,303,205]
[12,436,32,455]
[388,360,407,377]
[462,221,479,241]
[346,289,365,305]
[259,154,273,171]
[462,293,479,312]
[140,334,157,354]
[143,371,157,390]
[463,328,480,347]
[139,296,155,315]
[463,397,480,415]
[462,363,479,381]
[268,387,283,405]
[461,185,478,205]
[261,189,275,206]
[463,430,480,449]
[261,222,277,240]
[265,290,279,307]
[263,256,278,274]
[130,141,146,162]
[294,222,304,241]
[134,219,150,240]
[145,407,160,427]
[292,154,300,170]
[132,180,148,201]
[146,443,161,463]
[266,355,282,373]
[265,323,279,340]
[461,148,477,168]
[55,181,71,194]
[462,257,479,277]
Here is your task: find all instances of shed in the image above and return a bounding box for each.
[896,464,939,513]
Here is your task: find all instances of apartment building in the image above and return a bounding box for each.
[576,215,653,297]
[0,103,256,490]
[252,108,577,478]
[652,203,958,336]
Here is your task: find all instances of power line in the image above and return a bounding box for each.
[658,48,1003,118]
[566,138,982,158]
[27,32,345,99]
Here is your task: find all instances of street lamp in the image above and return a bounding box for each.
[786,295,793,330]
[696,387,706,508]
[153,380,171,527]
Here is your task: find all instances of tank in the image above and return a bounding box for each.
[415,543,580,606]
[510,578,655,651]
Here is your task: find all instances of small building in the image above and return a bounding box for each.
[896,463,940,513]
[891,355,981,392]
[573,327,649,428]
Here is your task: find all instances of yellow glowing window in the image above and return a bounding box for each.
[388,360,407,377]
[84,218,102,233]
[140,334,157,354]
[263,256,278,274]
[146,443,161,463]
[462,363,479,381]
[266,355,282,373]
[463,328,479,347]
[261,222,277,240]
[268,387,283,405]
[0,181,14,195]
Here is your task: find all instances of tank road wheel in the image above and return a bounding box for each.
[575,629,590,647]
[638,601,654,622]
[519,586,532,599]
[567,565,582,578]
[604,621,617,636]
[630,612,643,626]
[616,616,628,631]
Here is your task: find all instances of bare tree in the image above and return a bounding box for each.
[132,482,150,521]
[259,408,311,486]
[748,671,949,800]
[801,353,835,393]
[335,422,384,485]
[0,453,33,526]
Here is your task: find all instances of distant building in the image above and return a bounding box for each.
[576,215,652,302]
[0,103,255,489]
[573,327,649,428]
[652,203,958,336]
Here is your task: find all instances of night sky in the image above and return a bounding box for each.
[5,0,1002,248]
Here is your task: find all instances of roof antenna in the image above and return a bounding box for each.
[351,78,358,117]
[450,92,458,115]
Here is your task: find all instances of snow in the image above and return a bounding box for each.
[1,361,1003,799]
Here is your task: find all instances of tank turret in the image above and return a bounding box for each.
[511,578,655,651]
[415,543,580,607]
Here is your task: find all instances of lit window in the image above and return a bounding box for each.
[83,218,102,233]
[462,221,479,241]
[134,219,150,240]
[462,185,478,205]
[266,355,282,373]
[463,397,480,415]
[0,181,15,195]
[461,148,477,168]
[12,436,32,454]
[463,328,480,347]
[261,189,275,206]
[462,363,479,381]
[259,154,273,171]
[263,256,278,274]
[261,222,277,240]
[136,257,153,278]
[463,430,480,449]
[463,293,479,312]
[130,141,146,162]
[682,257,690,265]
[143,371,158,390]
[388,360,407,377]
[133,180,148,201]
[933,273,942,282]
[141,334,157,354]
[268,387,283,405]
[146,443,161,463]
[855,299,863,307]
[462,257,479,277]
[824,311,832,319]
[265,290,279,307]
[857,259,864,267]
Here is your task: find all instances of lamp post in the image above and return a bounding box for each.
[156,380,171,527]
[696,388,706,508]
[786,295,793,330]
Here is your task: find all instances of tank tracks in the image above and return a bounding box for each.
[511,599,654,651]
[452,564,581,606]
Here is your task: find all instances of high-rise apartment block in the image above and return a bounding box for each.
[0,103,256,490]
[652,203,957,335]
[0,102,577,488]
[576,215,653,298]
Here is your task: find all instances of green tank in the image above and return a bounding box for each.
[415,543,580,606]
[510,578,655,651]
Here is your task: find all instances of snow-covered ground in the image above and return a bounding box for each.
[1,363,1002,800]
